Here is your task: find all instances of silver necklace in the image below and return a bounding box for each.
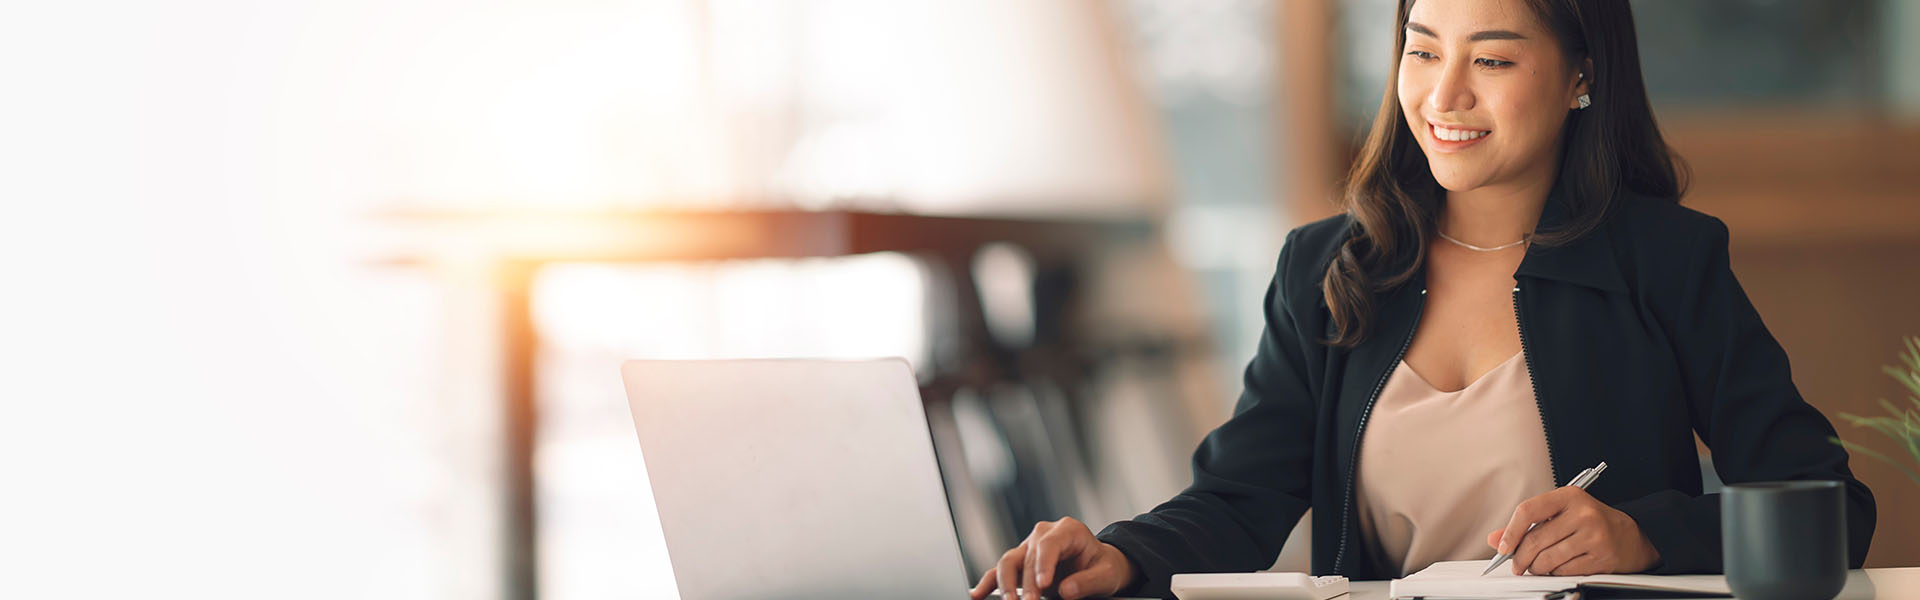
[1437,229,1530,252]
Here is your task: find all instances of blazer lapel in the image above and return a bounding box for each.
[1512,187,1629,294]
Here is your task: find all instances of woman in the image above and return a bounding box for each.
[969,0,1877,598]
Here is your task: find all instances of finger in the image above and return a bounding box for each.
[1511,513,1580,576]
[997,545,1026,600]
[1538,549,1591,576]
[1486,528,1506,551]
[1043,517,1085,588]
[1055,562,1118,600]
[1498,489,1573,557]
[1032,520,1089,590]
[1023,523,1051,600]
[971,567,998,600]
[1527,529,1591,576]
[1551,552,1607,576]
[1025,537,1047,598]
[1022,552,1036,600]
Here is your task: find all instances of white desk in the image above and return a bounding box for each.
[1107,567,1920,600]
[1333,567,1920,600]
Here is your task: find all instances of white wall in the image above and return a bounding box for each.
[1,1,491,597]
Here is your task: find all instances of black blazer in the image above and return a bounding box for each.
[1096,188,1876,597]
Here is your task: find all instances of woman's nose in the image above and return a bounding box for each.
[1427,60,1475,114]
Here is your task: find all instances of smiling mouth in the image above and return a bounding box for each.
[1429,123,1492,144]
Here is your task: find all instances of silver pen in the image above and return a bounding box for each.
[1482,461,1609,576]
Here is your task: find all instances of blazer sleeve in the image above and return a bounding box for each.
[1613,215,1876,573]
[1095,228,1321,597]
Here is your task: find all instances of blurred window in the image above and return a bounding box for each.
[1337,0,1900,130]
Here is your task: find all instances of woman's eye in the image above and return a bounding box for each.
[1405,50,1437,60]
[1475,57,1514,68]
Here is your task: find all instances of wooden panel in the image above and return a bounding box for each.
[1727,241,1920,569]
[1277,0,1343,226]
[1680,112,1920,568]
[1665,113,1920,246]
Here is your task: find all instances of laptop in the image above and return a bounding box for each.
[622,358,974,599]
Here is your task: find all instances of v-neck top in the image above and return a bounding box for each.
[1352,350,1558,578]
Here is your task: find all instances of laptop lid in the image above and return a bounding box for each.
[622,358,970,599]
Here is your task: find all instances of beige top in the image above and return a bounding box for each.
[1353,350,1558,578]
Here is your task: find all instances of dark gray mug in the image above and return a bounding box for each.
[1722,480,1847,600]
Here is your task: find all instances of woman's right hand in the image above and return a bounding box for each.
[967,516,1137,600]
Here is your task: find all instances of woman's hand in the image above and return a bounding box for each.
[968,516,1136,600]
[1484,487,1661,576]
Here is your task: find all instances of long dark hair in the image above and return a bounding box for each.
[1321,0,1687,348]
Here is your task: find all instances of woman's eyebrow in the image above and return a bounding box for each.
[1405,21,1528,42]
[1469,29,1527,41]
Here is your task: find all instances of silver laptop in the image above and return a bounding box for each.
[623,358,972,599]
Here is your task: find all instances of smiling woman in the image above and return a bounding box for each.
[968,0,1879,598]
[1326,0,1683,349]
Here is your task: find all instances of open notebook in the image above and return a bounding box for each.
[1389,560,1731,599]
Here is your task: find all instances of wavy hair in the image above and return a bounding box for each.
[1320,0,1687,348]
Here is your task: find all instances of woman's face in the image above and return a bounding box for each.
[1397,0,1588,193]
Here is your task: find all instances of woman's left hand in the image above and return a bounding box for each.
[1484,486,1661,576]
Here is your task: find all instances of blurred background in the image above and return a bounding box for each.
[4,0,1918,597]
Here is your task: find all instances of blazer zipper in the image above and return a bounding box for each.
[1332,282,1563,575]
[1333,286,1425,574]
[1513,282,1562,485]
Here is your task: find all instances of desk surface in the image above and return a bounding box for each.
[1109,567,1920,600]
[1344,567,1920,600]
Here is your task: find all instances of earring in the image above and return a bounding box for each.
[1577,94,1592,109]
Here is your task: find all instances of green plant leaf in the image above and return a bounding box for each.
[1839,412,1908,442]
[1828,335,1920,487]
[1831,436,1920,487]
[1896,399,1920,459]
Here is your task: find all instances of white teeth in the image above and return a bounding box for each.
[1433,125,1488,142]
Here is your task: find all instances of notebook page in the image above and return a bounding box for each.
[1390,560,1730,598]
